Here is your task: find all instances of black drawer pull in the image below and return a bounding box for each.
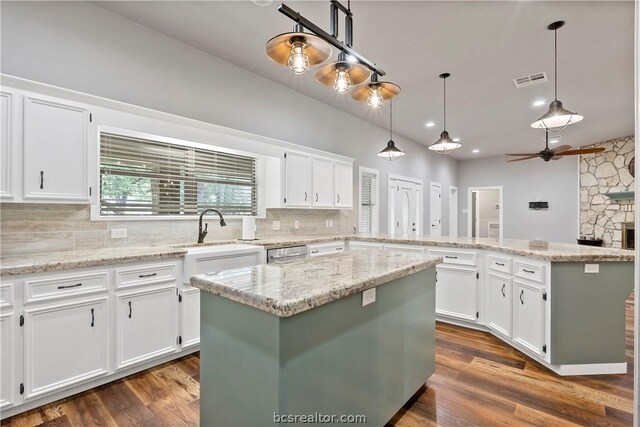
[495,262,505,266]
[445,256,458,259]
[520,290,525,305]
[138,273,157,278]
[128,301,132,318]
[39,171,44,189]
[311,250,319,254]
[523,269,535,274]
[58,283,82,290]
[90,308,95,327]
[335,247,343,251]
[501,284,506,298]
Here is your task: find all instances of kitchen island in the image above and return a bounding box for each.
[191,248,442,427]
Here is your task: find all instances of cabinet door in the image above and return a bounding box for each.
[435,265,478,322]
[24,297,108,400]
[487,274,513,338]
[312,158,334,207]
[284,152,311,207]
[23,95,89,202]
[116,285,178,369]
[181,287,200,348]
[1,91,16,200]
[0,313,17,409]
[513,280,546,356]
[334,161,353,208]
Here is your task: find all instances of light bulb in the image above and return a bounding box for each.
[287,41,309,75]
[367,87,384,109]
[333,68,351,94]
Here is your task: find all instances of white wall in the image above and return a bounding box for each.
[0,1,458,235]
[458,156,579,243]
[476,189,500,238]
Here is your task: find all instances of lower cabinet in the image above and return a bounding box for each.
[181,287,200,349]
[435,265,478,322]
[116,285,178,370]
[487,273,513,338]
[24,297,109,400]
[513,280,546,356]
[0,312,17,409]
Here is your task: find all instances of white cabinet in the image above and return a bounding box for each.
[24,297,109,400]
[312,158,334,207]
[435,265,478,322]
[334,161,353,208]
[23,95,90,202]
[1,91,17,200]
[284,152,312,207]
[0,313,17,409]
[115,285,178,370]
[384,244,425,253]
[181,287,200,349]
[308,241,345,257]
[513,280,546,356]
[487,273,513,338]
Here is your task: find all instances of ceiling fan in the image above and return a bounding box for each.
[505,132,605,162]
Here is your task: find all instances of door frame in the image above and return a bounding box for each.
[358,166,380,233]
[388,173,423,236]
[449,185,458,237]
[467,186,504,240]
[430,182,442,237]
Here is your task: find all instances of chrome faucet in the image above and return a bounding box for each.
[198,208,227,243]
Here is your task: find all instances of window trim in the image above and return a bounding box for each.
[358,166,380,234]
[91,126,267,221]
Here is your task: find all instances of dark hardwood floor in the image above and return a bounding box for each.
[3,296,634,426]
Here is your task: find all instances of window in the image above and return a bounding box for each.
[359,168,379,233]
[100,132,257,217]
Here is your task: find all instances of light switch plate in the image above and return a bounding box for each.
[111,229,127,239]
[272,221,280,231]
[329,219,334,228]
[584,264,600,274]
[326,219,330,228]
[294,220,300,229]
[362,288,376,307]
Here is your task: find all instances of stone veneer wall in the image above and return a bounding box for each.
[0,204,356,257]
[580,135,635,248]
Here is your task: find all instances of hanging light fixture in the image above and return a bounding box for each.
[378,100,405,160]
[429,73,462,154]
[265,23,332,75]
[315,52,370,94]
[530,21,583,131]
[351,73,401,110]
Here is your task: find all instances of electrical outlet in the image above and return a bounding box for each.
[362,288,376,307]
[111,229,127,239]
[294,220,300,229]
[326,219,330,228]
[272,221,280,231]
[329,219,334,228]
[584,264,600,274]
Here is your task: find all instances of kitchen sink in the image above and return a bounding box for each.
[181,244,265,283]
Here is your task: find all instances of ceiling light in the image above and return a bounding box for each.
[452,138,461,142]
[316,52,370,95]
[425,122,435,127]
[429,73,462,155]
[266,24,332,75]
[549,139,558,144]
[472,149,480,153]
[532,100,546,107]
[351,73,400,110]
[378,100,405,160]
[530,21,584,131]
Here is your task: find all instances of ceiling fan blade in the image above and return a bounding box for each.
[551,156,563,160]
[507,155,539,163]
[550,144,572,154]
[505,153,538,156]
[556,147,606,156]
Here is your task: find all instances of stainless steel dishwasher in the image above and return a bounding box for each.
[266,245,309,263]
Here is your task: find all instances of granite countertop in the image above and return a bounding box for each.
[1,233,634,276]
[191,248,442,317]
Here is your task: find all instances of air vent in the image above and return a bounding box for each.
[513,72,548,88]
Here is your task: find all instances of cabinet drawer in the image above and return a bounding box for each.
[25,272,108,303]
[488,255,512,274]
[348,241,383,250]
[308,242,345,256]
[384,244,425,253]
[0,283,14,309]
[514,261,545,284]
[428,249,477,266]
[115,262,177,289]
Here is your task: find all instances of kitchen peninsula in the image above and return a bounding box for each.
[191,248,442,427]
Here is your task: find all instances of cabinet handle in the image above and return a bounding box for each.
[40,171,44,189]
[337,194,340,203]
[304,192,307,202]
[316,193,319,202]
[445,256,458,259]
[520,290,524,305]
[501,284,506,298]
[523,269,535,274]
[90,308,95,327]
[128,301,132,318]
[57,283,82,290]
[138,272,157,278]
[335,247,343,251]
[495,262,505,266]
[311,250,319,254]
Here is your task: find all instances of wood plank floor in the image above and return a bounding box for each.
[3,296,634,427]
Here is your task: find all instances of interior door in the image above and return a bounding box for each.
[393,182,417,237]
[430,183,442,236]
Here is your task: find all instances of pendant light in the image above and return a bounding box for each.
[530,21,583,131]
[378,100,405,160]
[315,52,371,94]
[351,73,401,110]
[265,23,332,75]
[428,73,462,154]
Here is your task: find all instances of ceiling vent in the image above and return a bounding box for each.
[513,72,548,88]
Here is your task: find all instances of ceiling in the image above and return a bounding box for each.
[94,1,635,160]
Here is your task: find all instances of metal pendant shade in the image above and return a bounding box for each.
[530,21,584,131]
[351,74,401,109]
[315,53,371,93]
[265,27,332,74]
[378,100,405,160]
[428,73,461,154]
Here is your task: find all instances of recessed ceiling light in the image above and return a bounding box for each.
[549,139,559,144]
[452,138,461,142]
[425,122,435,127]
[472,149,480,153]
[532,99,546,107]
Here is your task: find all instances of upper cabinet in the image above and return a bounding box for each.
[0,91,17,200]
[23,95,90,202]
[284,152,312,207]
[334,161,353,208]
[312,157,334,208]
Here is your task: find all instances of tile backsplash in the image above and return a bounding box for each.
[0,204,355,256]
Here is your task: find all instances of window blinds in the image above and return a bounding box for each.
[360,172,376,233]
[100,133,257,217]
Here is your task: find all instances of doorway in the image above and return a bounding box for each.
[468,186,503,240]
[449,186,458,237]
[430,182,442,237]
[388,174,423,237]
